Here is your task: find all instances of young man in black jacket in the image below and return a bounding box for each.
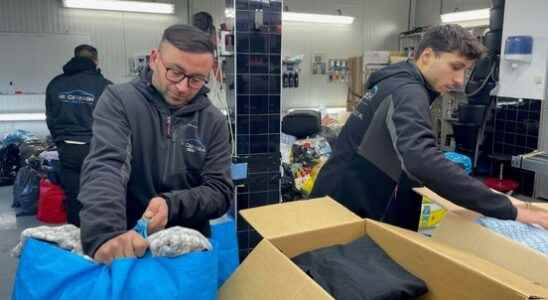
[78,25,233,263]
[311,24,548,230]
[45,44,112,226]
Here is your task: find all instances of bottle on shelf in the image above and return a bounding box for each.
[288,72,295,88]
[283,72,289,88]
[9,81,15,94]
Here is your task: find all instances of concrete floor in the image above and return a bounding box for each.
[0,185,42,299]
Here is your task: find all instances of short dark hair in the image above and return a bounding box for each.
[74,44,98,61]
[161,24,215,54]
[192,12,215,36]
[415,24,486,60]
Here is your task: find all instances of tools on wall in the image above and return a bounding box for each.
[327,58,348,82]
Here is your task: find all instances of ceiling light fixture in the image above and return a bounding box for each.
[62,0,175,15]
[441,8,489,28]
[225,9,354,25]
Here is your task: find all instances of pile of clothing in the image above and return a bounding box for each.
[0,130,51,186]
[281,135,332,199]
[11,135,59,217]
[12,222,213,260]
[280,110,348,201]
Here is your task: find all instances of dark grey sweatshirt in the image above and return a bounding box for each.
[79,67,233,257]
[311,60,516,230]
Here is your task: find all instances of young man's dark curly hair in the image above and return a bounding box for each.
[415,24,486,60]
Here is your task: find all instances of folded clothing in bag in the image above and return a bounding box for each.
[12,223,212,260]
[477,217,548,255]
[292,235,428,300]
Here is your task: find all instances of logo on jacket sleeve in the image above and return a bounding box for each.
[183,138,206,153]
[352,85,379,120]
[58,90,95,105]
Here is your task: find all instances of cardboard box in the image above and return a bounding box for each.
[414,187,534,221]
[219,197,548,300]
[533,202,548,211]
[414,187,548,290]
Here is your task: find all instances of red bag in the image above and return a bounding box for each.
[37,178,66,224]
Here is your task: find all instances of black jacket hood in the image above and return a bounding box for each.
[133,66,211,116]
[367,60,440,104]
[47,56,111,143]
[62,56,98,75]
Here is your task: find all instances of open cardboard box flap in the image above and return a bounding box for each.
[415,187,548,290]
[433,212,548,289]
[220,198,548,300]
[413,187,543,215]
[239,196,362,239]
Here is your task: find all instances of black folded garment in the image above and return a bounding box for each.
[292,236,428,300]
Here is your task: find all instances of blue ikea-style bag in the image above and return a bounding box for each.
[12,217,239,300]
[210,217,240,286]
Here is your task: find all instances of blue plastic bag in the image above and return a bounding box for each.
[211,217,239,286]
[12,218,239,300]
[12,238,218,300]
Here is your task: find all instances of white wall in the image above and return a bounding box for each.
[0,0,189,136]
[440,0,491,13]
[415,0,491,27]
[282,0,410,110]
[282,0,364,110]
[0,0,412,112]
[0,0,189,85]
[362,0,412,51]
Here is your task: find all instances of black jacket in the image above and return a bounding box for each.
[311,61,516,230]
[79,67,233,257]
[45,57,112,143]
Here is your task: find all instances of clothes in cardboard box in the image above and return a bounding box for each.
[292,235,428,300]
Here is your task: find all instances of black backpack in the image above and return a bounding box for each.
[0,144,21,186]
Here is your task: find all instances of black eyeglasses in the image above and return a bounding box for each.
[158,55,208,89]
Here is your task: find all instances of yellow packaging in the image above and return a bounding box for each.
[301,159,326,196]
[419,196,448,229]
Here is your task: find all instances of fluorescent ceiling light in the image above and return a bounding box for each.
[283,12,354,24]
[441,8,489,27]
[286,107,347,114]
[225,9,354,25]
[0,113,45,122]
[225,8,235,19]
[63,0,175,15]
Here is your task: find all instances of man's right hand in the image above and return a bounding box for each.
[94,230,149,264]
[516,207,548,229]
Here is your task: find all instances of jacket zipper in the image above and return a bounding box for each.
[165,115,172,139]
[162,113,175,183]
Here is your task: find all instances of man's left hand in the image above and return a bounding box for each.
[143,197,169,234]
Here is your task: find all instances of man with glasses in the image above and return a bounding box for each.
[78,24,233,263]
